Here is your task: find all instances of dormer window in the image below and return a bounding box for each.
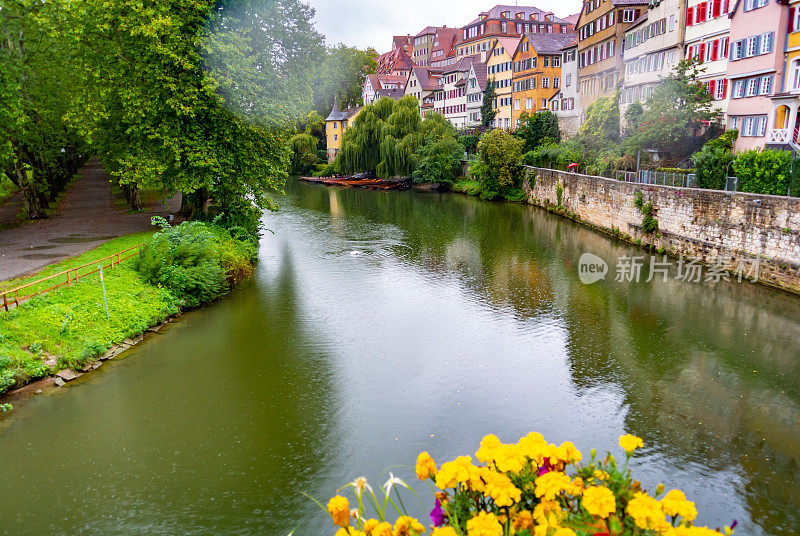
[501,10,510,18]
[516,12,523,19]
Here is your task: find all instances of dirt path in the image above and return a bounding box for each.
[0,158,180,281]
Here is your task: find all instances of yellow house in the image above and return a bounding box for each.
[326,97,364,161]
[486,37,520,129]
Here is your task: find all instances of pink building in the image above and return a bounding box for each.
[726,0,790,151]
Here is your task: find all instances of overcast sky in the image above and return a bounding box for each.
[306,0,580,51]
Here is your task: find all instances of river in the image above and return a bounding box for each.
[0,178,798,535]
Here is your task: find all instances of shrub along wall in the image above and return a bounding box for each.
[523,166,800,294]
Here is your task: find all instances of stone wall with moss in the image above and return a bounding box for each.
[523,166,800,294]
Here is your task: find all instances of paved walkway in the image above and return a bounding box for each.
[0,159,180,281]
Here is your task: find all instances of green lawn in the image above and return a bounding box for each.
[0,231,154,295]
[0,264,181,392]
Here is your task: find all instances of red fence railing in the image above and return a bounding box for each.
[1,244,144,312]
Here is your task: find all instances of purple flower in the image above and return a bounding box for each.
[730,520,738,529]
[538,457,553,476]
[430,498,446,527]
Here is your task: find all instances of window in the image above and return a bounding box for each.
[333,134,338,141]
[760,32,774,54]
[554,77,560,88]
[553,57,561,67]
[622,9,636,22]
[715,78,726,99]
[566,74,572,86]
[542,77,549,88]
[791,59,800,90]
[514,99,520,110]
[733,79,745,98]
[542,98,548,108]
[501,21,507,33]
[746,36,759,57]
[746,77,759,96]
[544,57,550,67]
[526,97,532,108]
[760,75,773,95]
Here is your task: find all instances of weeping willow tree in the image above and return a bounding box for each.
[339,96,426,177]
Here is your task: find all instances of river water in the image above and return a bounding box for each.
[1,179,799,535]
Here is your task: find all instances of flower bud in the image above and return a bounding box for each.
[655,483,665,497]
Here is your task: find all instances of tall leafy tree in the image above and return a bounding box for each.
[66,0,323,231]
[0,0,87,218]
[312,45,377,115]
[629,60,717,157]
[514,110,560,152]
[481,78,498,128]
[577,93,621,149]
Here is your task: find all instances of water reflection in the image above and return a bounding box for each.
[0,179,797,536]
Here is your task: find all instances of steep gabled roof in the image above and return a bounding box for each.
[524,32,578,55]
[411,66,444,91]
[494,36,522,57]
[469,62,488,91]
[464,5,570,26]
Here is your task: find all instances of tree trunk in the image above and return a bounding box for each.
[179,189,207,220]
[128,184,143,211]
[12,162,46,219]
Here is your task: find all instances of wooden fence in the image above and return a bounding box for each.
[1,244,143,312]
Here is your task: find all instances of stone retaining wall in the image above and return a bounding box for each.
[522,167,800,294]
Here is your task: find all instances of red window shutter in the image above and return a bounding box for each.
[687,45,693,60]
[723,78,728,97]
[687,6,694,25]
[699,43,706,62]
[724,0,730,12]
[790,7,796,32]
[700,2,707,21]
[712,39,719,60]
[709,80,716,98]
[713,0,721,17]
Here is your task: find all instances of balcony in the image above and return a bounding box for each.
[767,128,793,143]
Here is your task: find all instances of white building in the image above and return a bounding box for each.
[362,74,408,105]
[683,0,733,115]
[549,37,581,136]
[434,57,480,128]
[466,61,489,126]
[620,0,686,123]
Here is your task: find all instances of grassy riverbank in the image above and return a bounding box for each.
[0,221,256,395]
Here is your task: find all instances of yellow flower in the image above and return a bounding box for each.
[516,432,547,461]
[568,477,585,496]
[532,500,563,526]
[534,471,573,501]
[416,452,438,480]
[492,443,526,473]
[626,492,670,532]
[336,529,366,536]
[371,522,393,536]
[327,495,350,527]
[553,529,577,536]
[476,434,503,463]
[593,470,608,481]
[511,510,533,533]
[660,489,698,521]
[435,456,485,492]
[466,512,503,536]
[393,516,425,535]
[364,519,380,535]
[432,528,458,536]
[557,441,583,464]
[619,434,644,454]
[483,471,522,507]
[581,486,617,518]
